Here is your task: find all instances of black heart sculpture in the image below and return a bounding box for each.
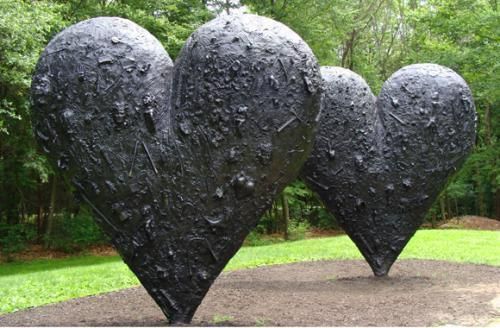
[31,15,321,323]
[300,64,476,276]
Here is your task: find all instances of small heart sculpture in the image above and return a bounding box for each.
[31,15,321,323]
[301,65,476,276]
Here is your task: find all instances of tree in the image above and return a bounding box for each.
[0,1,65,225]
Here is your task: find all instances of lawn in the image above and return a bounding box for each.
[0,229,498,315]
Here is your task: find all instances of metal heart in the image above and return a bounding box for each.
[31,15,321,323]
[301,64,476,276]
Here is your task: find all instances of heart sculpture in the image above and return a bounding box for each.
[31,15,321,323]
[301,65,476,277]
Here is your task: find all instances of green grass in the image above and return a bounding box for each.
[227,229,500,270]
[211,314,235,324]
[0,256,137,314]
[1,229,498,315]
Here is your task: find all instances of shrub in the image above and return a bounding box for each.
[243,230,278,247]
[45,207,108,252]
[0,223,36,256]
[288,220,310,241]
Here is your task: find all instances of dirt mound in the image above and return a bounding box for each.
[440,216,500,230]
[1,259,499,327]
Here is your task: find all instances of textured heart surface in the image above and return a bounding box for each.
[31,15,321,323]
[301,64,476,276]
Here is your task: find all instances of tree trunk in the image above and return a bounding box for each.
[281,193,289,240]
[494,189,500,220]
[475,162,486,217]
[273,200,279,234]
[446,193,453,219]
[44,174,58,248]
[37,181,44,241]
[439,194,447,221]
[431,211,437,229]
[484,105,492,145]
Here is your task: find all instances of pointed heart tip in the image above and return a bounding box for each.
[371,266,390,277]
[365,252,400,277]
[168,314,193,325]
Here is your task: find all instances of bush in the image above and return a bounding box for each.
[243,230,280,247]
[0,223,36,256]
[244,230,264,246]
[45,207,108,252]
[288,220,310,241]
[305,206,339,230]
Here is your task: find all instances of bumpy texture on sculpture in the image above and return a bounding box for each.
[301,65,476,276]
[31,15,321,323]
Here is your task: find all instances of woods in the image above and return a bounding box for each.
[0,0,498,254]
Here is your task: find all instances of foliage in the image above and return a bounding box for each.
[244,220,310,245]
[287,220,310,241]
[0,0,64,225]
[0,223,36,256]
[243,230,279,246]
[205,0,242,15]
[44,207,108,252]
[1,229,499,315]
[259,180,337,235]
[285,180,335,228]
[0,1,66,134]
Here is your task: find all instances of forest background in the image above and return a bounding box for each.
[0,0,498,255]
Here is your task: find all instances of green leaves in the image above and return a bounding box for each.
[0,1,65,135]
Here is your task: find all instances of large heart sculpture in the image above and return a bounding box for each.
[301,65,476,276]
[31,15,321,323]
